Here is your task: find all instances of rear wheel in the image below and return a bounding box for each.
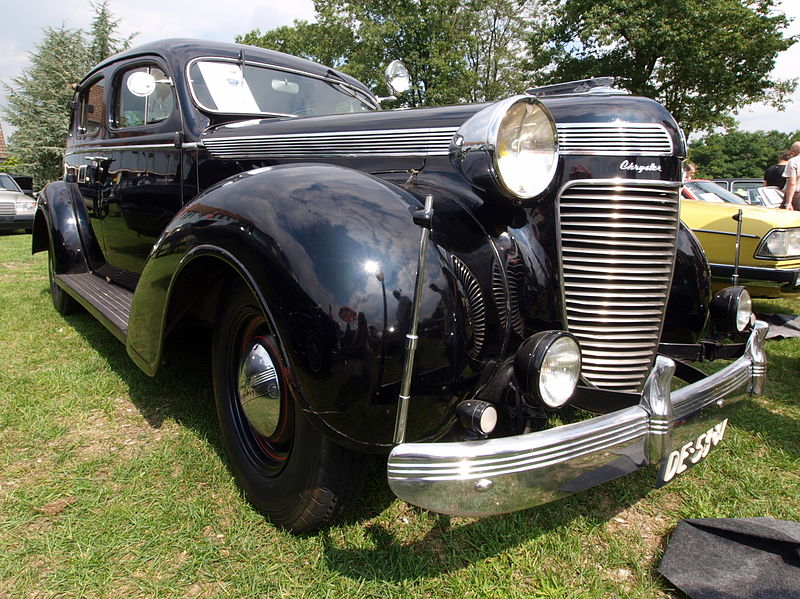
[212,283,369,533]
[47,243,78,315]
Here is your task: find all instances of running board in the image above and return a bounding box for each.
[56,273,133,342]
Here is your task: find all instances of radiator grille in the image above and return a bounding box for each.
[559,182,680,392]
[0,201,15,216]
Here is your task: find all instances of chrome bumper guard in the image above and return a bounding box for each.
[387,321,768,517]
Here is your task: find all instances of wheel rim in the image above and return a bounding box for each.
[229,314,293,476]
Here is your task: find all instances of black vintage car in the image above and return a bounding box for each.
[34,39,767,533]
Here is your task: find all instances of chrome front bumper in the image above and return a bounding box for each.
[387,321,768,517]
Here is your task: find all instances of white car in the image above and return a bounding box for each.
[0,173,35,232]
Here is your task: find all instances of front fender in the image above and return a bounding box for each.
[662,222,712,343]
[32,181,103,273]
[127,163,478,450]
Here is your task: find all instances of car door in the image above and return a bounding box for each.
[64,75,109,264]
[97,59,184,286]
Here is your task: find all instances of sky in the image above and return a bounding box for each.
[1,0,798,139]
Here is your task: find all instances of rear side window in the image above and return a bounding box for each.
[114,65,175,128]
[79,78,106,137]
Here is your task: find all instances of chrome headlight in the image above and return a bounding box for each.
[514,331,581,409]
[710,286,752,333]
[755,228,800,259]
[15,197,36,214]
[450,96,558,200]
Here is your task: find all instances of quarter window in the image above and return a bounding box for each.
[114,65,175,128]
[79,78,106,137]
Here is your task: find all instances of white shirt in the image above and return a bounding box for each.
[783,155,800,182]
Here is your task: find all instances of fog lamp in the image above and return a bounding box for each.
[514,331,581,409]
[710,286,752,333]
[456,400,498,437]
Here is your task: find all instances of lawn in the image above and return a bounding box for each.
[1,231,799,598]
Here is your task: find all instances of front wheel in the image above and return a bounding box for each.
[212,283,369,533]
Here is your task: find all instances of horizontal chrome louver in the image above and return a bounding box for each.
[0,201,15,216]
[559,182,680,392]
[204,127,460,159]
[556,123,672,156]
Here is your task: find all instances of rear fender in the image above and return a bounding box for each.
[32,181,103,273]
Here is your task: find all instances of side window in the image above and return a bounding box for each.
[79,78,106,137]
[114,65,175,128]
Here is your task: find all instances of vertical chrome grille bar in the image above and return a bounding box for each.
[558,181,680,392]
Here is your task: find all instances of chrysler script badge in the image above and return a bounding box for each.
[620,159,661,173]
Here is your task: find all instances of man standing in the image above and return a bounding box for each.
[765,150,791,188]
[782,142,800,210]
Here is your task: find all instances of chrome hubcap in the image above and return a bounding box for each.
[237,340,282,438]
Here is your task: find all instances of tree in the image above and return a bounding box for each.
[2,26,87,186]
[237,0,533,107]
[689,129,800,179]
[87,0,136,65]
[528,0,796,135]
[2,2,134,186]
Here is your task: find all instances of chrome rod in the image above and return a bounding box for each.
[393,194,434,444]
[732,209,743,286]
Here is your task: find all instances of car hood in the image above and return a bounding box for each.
[0,190,28,202]
[200,94,683,161]
[681,200,800,237]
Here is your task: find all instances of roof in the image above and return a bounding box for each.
[81,38,369,95]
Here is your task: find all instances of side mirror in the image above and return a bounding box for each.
[385,60,410,95]
[127,71,157,97]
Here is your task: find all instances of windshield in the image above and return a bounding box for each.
[0,174,22,193]
[750,186,784,208]
[685,180,747,205]
[188,59,377,117]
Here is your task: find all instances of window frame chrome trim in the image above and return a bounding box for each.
[185,56,380,117]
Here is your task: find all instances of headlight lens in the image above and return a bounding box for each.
[538,335,582,407]
[495,100,558,198]
[710,286,752,334]
[736,292,753,332]
[15,198,36,214]
[514,331,581,409]
[756,228,800,259]
[450,96,558,200]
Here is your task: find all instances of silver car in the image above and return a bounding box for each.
[0,173,35,232]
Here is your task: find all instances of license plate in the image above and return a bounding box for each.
[657,418,728,486]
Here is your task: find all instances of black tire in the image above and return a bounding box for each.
[212,283,369,533]
[47,243,79,315]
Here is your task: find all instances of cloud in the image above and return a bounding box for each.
[0,0,315,135]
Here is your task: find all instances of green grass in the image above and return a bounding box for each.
[1,231,799,598]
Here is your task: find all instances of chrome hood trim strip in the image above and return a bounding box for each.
[203,126,460,159]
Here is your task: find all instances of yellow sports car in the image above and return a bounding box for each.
[681,180,800,298]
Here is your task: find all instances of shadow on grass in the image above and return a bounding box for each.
[320,470,656,581]
[56,303,220,449]
[51,290,658,581]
